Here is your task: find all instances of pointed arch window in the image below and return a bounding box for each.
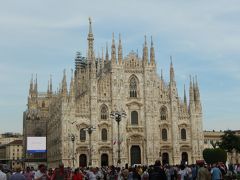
[100,105,108,120]
[130,77,137,98]
[131,111,138,125]
[162,129,168,141]
[181,128,186,140]
[160,106,167,120]
[101,128,107,141]
[80,128,86,141]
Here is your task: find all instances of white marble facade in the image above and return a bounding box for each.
[25,19,204,168]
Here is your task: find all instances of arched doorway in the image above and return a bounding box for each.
[101,153,109,166]
[79,154,87,167]
[162,153,169,165]
[130,145,141,165]
[181,152,188,165]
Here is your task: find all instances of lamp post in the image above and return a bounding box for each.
[68,120,77,168]
[84,126,96,167]
[110,110,126,165]
[70,134,75,168]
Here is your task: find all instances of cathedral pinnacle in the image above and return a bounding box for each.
[34,74,38,94]
[189,75,195,112]
[194,75,201,102]
[88,17,92,34]
[70,69,75,99]
[150,36,155,65]
[97,52,101,73]
[118,33,123,64]
[161,69,163,81]
[184,84,187,109]
[170,56,175,82]
[87,17,94,64]
[29,74,33,95]
[111,32,116,64]
[143,35,149,65]
[47,74,53,96]
[102,47,105,69]
[62,69,67,96]
[105,42,109,62]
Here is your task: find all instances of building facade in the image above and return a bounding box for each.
[203,130,240,164]
[0,140,23,169]
[0,133,22,145]
[23,87,48,167]
[23,19,204,168]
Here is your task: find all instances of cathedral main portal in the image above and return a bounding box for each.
[130,145,141,165]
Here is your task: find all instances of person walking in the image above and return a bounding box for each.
[24,167,34,180]
[72,168,83,180]
[51,164,68,180]
[10,166,26,180]
[34,164,48,180]
[197,162,211,180]
[0,164,7,180]
[211,164,222,180]
[149,160,167,180]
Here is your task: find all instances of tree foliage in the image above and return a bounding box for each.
[203,148,227,164]
[218,130,240,153]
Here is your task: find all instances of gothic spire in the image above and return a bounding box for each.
[49,74,52,94]
[101,47,105,69]
[184,84,187,109]
[118,33,123,64]
[69,69,75,99]
[97,52,101,73]
[150,36,155,65]
[29,74,33,95]
[87,18,94,63]
[105,42,109,62]
[34,74,38,94]
[189,75,195,112]
[111,32,116,64]
[161,69,163,81]
[62,69,67,96]
[47,75,52,96]
[143,35,149,65]
[195,76,200,101]
[170,56,175,82]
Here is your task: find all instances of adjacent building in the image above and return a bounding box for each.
[23,19,204,168]
[0,133,22,145]
[204,130,240,164]
[0,140,23,169]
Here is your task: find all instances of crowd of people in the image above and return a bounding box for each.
[1,160,240,180]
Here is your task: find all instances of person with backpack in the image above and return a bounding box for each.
[149,160,167,180]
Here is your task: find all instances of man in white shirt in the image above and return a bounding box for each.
[0,164,7,180]
[34,164,48,180]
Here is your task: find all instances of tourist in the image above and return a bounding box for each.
[34,164,48,180]
[72,168,83,180]
[178,164,188,180]
[9,166,26,180]
[149,160,167,180]
[51,163,68,180]
[0,164,7,180]
[24,167,34,180]
[211,163,222,180]
[196,162,210,180]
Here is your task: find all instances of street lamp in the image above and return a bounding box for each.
[70,134,75,168]
[83,126,96,167]
[68,120,77,168]
[110,110,127,165]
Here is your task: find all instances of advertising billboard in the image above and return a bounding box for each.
[27,137,46,153]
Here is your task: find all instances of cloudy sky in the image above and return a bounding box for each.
[0,0,240,133]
